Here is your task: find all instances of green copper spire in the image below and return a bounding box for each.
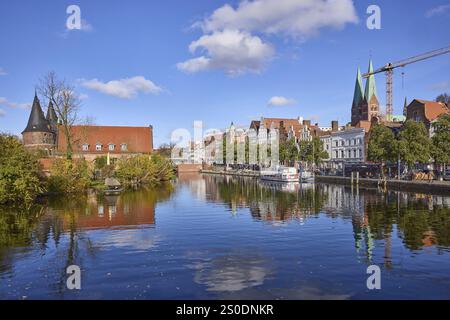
[403,97,408,116]
[364,59,378,101]
[352,67,364,107]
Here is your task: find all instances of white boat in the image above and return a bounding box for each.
[300,170,315,183]
[260,166,299,182]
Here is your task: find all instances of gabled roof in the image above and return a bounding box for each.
[414,99,450,121]
[22,94,52,133]
[364,59,378,102]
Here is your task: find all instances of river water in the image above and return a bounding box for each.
[1,173,449,300]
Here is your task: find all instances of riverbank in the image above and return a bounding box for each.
[316,175,450,195]
[200,169,450,195]
[200,169,260,178]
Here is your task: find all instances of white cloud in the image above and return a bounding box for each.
[0,68,7,76]
[180,0,358,75]
[426,4,450,18]
[80,76,163,99]
[0,109,5,117]
[430,81,450,91]
[201,0,359,37]
[267,96,296,106]
[177,29,274,75]
[0,97,31,109]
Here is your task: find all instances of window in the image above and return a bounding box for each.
[96,143,102,151]
[82,144,89,151]
[108,143,115,151]
[121,143,128,152]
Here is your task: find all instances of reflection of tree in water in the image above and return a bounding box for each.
[0,205,46,274]
[207,175,327,222]
[201,175,450,254]
[0,183,174,292]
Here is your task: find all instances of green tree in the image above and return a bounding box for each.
[115,154,174,187]
[0,134,45,204]
[398,120,431,168]
[299,137,327,166]
[431,114,450,173]
[368,124,396,163]
[48,158,92,194]
[280,138,299,165]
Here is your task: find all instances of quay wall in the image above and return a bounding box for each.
[316,176,450,195]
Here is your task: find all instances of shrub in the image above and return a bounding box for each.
[0,134,44,204]
[48,158,92,194]
[115,154,175,187]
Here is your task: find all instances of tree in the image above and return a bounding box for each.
[299,137,327,166]
[0,134,44,204]
[398,120,431,168]
[431,114,450,174]
[38,71,81,159]
[280,138,299,165]
[436,93,450,104]
[368,124,396,163]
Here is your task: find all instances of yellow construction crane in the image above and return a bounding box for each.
[362,45,450,119]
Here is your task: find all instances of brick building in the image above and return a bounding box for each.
[351,60,381,127]
[22,93,153,160]
[405,99,449,134]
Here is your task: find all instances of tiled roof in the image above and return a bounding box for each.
[415,99,449,121]
[58,125,153,154]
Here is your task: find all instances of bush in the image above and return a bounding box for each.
[48,158,92,194]
[115,154,175,187]
[0,134,44,204]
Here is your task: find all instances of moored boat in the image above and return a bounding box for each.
[260,166,299,182]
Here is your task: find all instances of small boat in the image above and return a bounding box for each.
[104,177,123,195]
[260,166,299,182]
[300,170,315,183]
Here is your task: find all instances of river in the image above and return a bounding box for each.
[1,173,449,299]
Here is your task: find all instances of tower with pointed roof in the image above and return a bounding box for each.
[351,67,364,126]
[351,60,380,126]
[22,93,57,152]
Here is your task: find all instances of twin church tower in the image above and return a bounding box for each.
[351,60,381,126]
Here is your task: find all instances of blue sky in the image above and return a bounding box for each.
[0,0,449,147]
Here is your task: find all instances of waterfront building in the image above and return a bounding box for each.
[320,127,366,169]
[22,92,153,160]
[22,93,58,153]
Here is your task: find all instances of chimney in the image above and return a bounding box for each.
[331,121,339,132]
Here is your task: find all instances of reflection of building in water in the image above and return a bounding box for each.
[317,184,378,263]
[65,194,155,230]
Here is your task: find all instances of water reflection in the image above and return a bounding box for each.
[0,184,173,282]
[1,175,450,299]
[188,175,450,252]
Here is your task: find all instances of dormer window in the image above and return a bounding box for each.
[108,143,115,151]
[82,143,89,151]
[96,143,102,151]
[121,143,128,152]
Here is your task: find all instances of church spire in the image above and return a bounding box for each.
[352,67,364,107]
[364,59,378,102]
[403,97,408,117]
